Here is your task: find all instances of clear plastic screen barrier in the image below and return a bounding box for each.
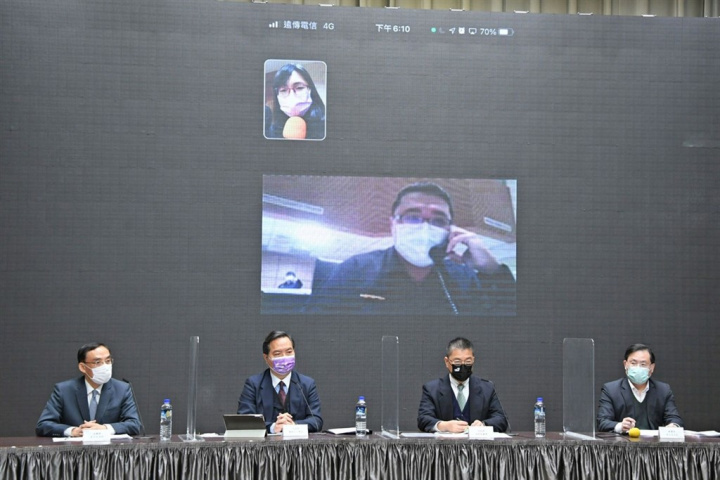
[563,338,596,439]
[381,335,400,438]
[180,336,203,442]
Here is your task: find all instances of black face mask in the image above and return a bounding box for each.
[450,364,472,382]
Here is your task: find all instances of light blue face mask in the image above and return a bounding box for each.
[626,366,650,385]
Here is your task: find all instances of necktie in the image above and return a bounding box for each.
[457,384,466,411]
[278,381,286,406]
[89,389,99,420]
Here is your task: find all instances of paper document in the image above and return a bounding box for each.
[685,430,720,437]
[326,427,357,435]
[53,434,133,442]
[400,432,436,438]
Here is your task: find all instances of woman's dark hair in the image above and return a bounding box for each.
[269,64,325,135]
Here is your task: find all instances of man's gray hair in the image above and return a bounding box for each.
[446,337,474,357]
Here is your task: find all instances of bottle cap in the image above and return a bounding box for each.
[536,397,543,402]
[358,396,365,401]
[164,399,171,403]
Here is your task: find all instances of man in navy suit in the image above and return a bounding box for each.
[36,342,142,437]
[597,343,683,433]
[238,331,323,433]
[417,337,508,433]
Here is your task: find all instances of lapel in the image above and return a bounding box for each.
[620,378,638,419]
[75,377,92,421]
[287,374,300,416]
[467,376,481,420]
[645,379,658,423]
[95,380,113,421]
[438,376,455,420]
[259,370,276,421]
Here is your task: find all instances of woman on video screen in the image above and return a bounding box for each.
[265,64,326,140]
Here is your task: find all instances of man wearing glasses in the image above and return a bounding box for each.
[36,342,142,437]
[307,182,516,315]
[597,343,683,433]
[417,337,508,433]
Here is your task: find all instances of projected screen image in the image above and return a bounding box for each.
[261,176,517,316]
[264,60,327,141]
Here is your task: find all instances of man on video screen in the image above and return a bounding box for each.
[307,182,515,315]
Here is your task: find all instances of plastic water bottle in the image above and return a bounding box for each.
[160,399,172,441]
[355,396,367,437]
[534,397,546,438]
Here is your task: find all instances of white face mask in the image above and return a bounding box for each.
[393,223,448,268]
[89,364,112,385]
[279,92,313,118]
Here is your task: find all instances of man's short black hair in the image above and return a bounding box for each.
[391,182,454,220]
[285,271,296,277]
[624,343,655,364]
[263,330,295,355]
[77,342,109,363]
[446,337,474,357]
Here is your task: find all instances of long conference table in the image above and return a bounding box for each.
[1,432,719,479]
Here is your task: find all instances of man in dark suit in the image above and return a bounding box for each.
[597,343,683,433]
[238,331,323,433]
[36,342,142,437]
[418,337,508,433]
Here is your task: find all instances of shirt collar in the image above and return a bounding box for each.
[448,373,469,389]
[270,371,292,389]
[629,379,650,396]
[85,380,103,395]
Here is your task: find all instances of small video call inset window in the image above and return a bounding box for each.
[264,60,327,141]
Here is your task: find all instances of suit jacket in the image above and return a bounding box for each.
[306,247,516,316]
[597,377,684,432]
[36,377,142,437]
[417,374,508,432]
[237,369,323,432]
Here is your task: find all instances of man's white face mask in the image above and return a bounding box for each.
[393,223,449,268]
[89,363,112,385]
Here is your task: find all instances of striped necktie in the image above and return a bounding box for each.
[457,384,466,411]
[278,381,286,406]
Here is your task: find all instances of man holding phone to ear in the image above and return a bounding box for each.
[307,182,515,315]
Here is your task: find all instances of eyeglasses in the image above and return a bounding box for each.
[84,357,113,368]
[395,213,451,229]
[449,360,474,367]
[277,83,310,98]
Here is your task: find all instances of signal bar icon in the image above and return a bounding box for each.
[269,21,279,28]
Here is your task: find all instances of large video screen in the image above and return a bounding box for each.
[3,0,719,435]
[261,176,517,315]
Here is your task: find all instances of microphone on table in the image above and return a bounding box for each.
[283,116,307,139]
[122,378,148,438]
[291,375,320,433]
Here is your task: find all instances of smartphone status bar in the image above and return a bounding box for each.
[431,27,515,36]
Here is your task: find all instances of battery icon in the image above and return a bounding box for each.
[498,28,515,36]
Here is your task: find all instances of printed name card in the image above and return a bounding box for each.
[468,426,494,440]
[82,429,112,443]
[283,424,309,439]
[658,427,684,442]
